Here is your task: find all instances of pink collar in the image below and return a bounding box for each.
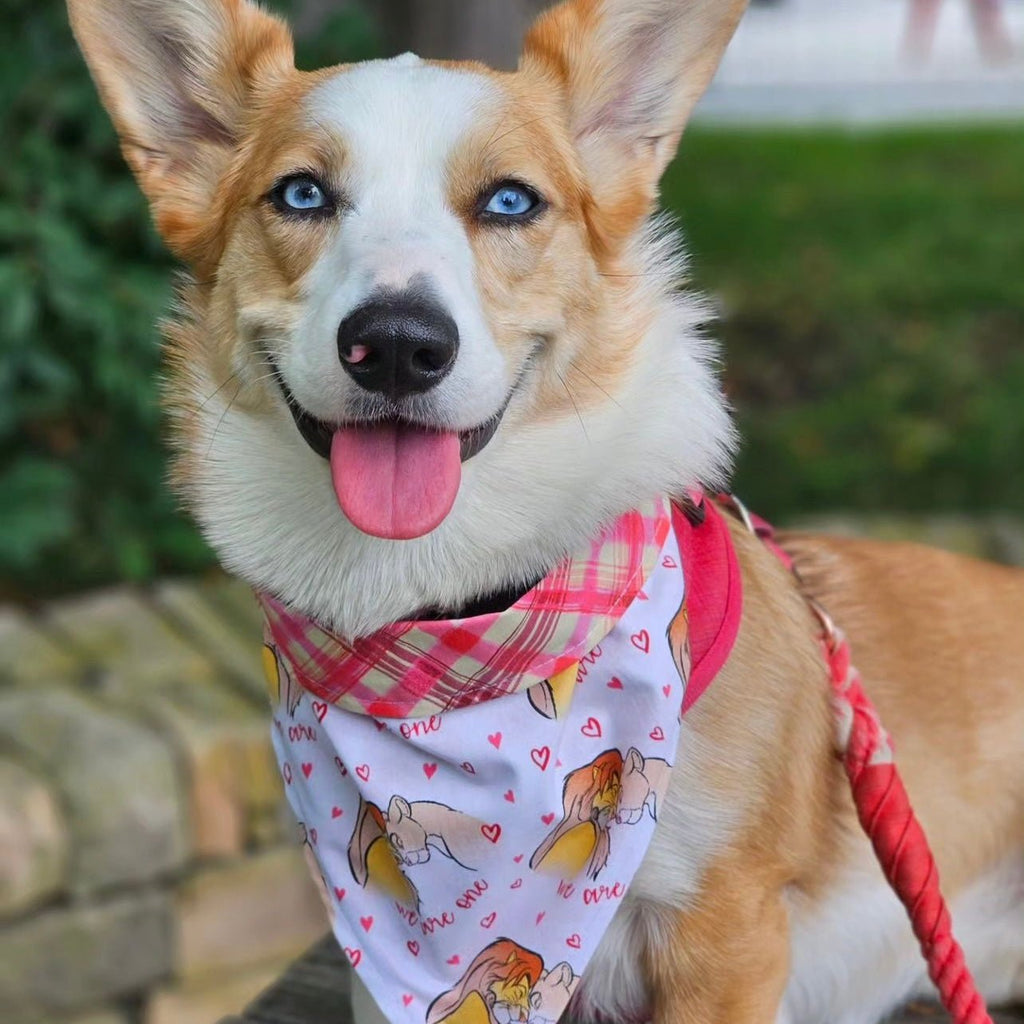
[673,498,743,713]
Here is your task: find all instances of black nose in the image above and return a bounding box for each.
[337,292,459,400]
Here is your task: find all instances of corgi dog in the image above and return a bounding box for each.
[69,1,1024,1022]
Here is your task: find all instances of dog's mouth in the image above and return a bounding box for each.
[271,363,509,542]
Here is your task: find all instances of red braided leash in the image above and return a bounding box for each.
[729,495,993,1024]
[820,611,992,1024]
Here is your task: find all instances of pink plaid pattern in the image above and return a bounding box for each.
[260,498,671,719]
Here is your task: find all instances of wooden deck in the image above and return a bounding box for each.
[219,936,1024,1024]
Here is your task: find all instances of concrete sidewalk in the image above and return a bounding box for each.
[697,0,1024,124]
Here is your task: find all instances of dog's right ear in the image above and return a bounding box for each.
[522,0,747,255]
[67,0,294,262]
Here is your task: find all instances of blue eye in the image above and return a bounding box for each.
[274,175,331,214]
[482,183,541,220]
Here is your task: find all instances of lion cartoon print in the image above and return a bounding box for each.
[530,746,674,880]
[348,794,490,908]
[426,939,578,1024]
[262,642,303,717]
[667,597,692,691]
[616,747,671,825]
[530,749,616,881]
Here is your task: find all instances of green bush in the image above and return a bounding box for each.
[0,0,377,598]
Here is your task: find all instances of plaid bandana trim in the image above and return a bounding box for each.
[260,497,672,719]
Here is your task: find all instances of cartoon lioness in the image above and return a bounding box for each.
[528,962,579,1024]
[384,796,490,869]
[530,749,624,881]
[348,795,487,908]
[347,798,420,910]
[616,747,671,824]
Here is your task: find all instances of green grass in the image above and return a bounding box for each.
[663,125,1024,519]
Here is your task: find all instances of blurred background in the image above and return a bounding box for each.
[1,2,1022,1024]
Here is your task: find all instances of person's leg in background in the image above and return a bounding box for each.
[903,0,944,62]
[969,0,1014,61]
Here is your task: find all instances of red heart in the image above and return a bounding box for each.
[403,995,414,1007]
[309,828,318,845]
[607,677,624,690]
[355,764,370,782]
[423,763,438,780]
[311,701,329,723]
[447,955,461,966]
[531,746,551,771]
[481,823,502,844]
[510,878,523,890]
[504,790,515,803]
[662,684,672,698]
[488,732,503,749]
[662,555,679,569]
[301,763,314,779]
[374,720,387,732]
[542,812,555,825]
[566,934,582,950]
[536,912,546,925]
[282,764,293,785]
[481,912,497,929]
[407,940,420,957]
[513,854,524,864]
[461,761,476,775]
[332,806,343,819]
[345,947,361,968]
[360,916,374,933]
[649,726,665,741]
[334,757,348,777]
[631,630,651,654]
[334,887,346,901]
[581,717,602,739]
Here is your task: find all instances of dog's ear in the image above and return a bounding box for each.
[67,0,294,261]
[522,0,747,252]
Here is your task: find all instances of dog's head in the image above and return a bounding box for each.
[70,0,744,635]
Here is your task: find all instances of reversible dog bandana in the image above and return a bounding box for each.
[260,497,741,1024]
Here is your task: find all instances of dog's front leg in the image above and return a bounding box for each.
[648,880,790,1024]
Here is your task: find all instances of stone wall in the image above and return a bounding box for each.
[2,512,1022,1024]
[0,579,327,1024]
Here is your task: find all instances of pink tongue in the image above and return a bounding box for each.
[330,424,462,540]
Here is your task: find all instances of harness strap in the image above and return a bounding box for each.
[719,494,993,1024]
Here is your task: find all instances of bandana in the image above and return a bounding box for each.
[260,497,741,1024]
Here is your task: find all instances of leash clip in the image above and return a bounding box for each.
[717,492,756,535]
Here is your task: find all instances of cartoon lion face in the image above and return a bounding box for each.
[586,749,624,827]
[427,940,544,1024]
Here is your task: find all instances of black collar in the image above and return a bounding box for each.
[416,577,543,621]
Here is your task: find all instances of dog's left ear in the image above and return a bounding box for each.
[68,0,294,263]
[522,0,747,252]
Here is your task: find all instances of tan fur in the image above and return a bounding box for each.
[522,0,748,253]
[642,521,1024,1022]
[68,0,295,265]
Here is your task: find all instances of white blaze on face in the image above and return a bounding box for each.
[286,55,509,432]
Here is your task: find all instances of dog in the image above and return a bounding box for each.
[69,1,1024,1022]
